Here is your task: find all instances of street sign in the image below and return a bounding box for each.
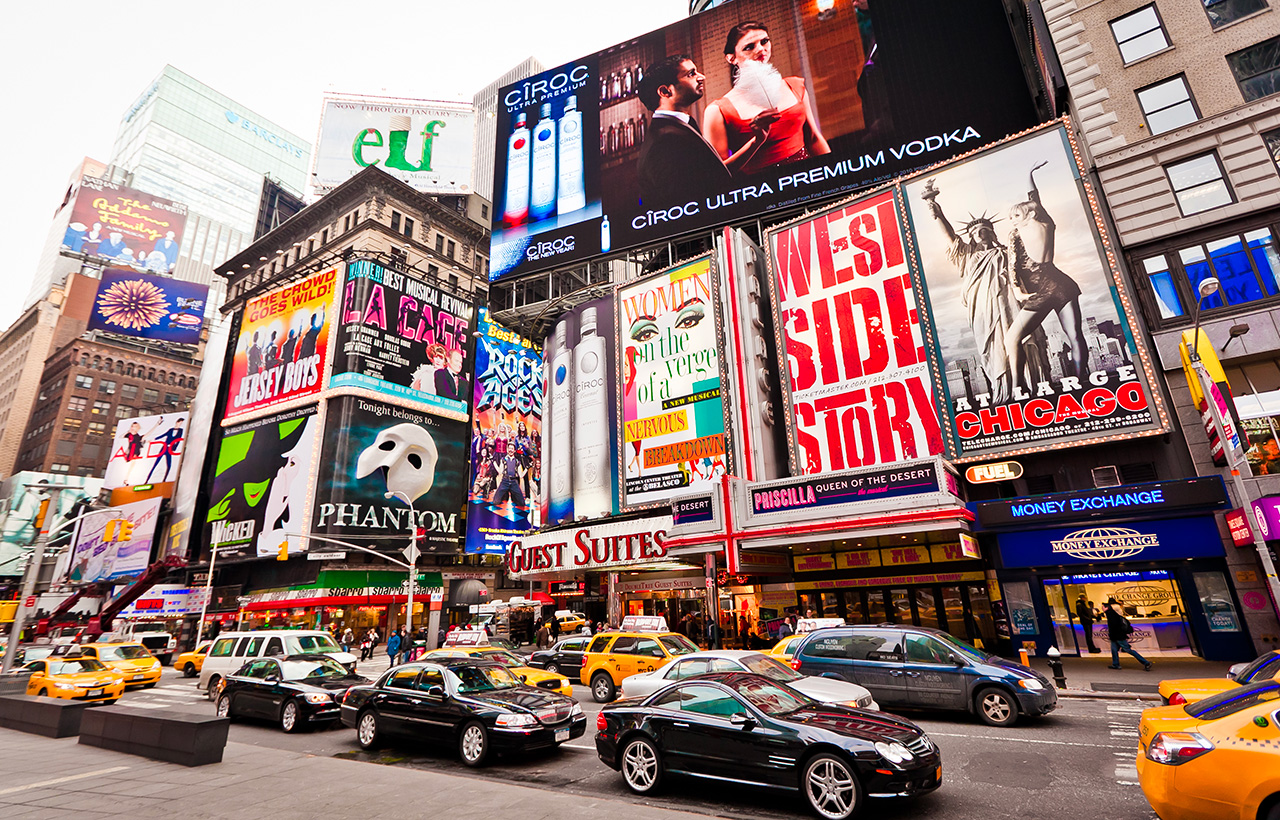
[402,544,421,563]
[308,552,347,561]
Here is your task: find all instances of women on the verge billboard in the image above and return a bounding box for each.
[489,0,1039,281]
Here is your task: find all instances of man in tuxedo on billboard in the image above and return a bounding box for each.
[636,56,732,206]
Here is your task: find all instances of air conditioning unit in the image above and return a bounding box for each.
[1091,466,1121,488]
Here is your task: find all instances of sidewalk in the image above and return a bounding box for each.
[1022,654,1234,699]
[0,727,699,820]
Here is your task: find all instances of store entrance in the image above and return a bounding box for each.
[1041,571,1194,657]
[811,584,998,651]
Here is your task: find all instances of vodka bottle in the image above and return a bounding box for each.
[557,95,586,215]
[530,102,557,221]
[622,66,633,98]
[573,306,612,519]
[601,215,611,253]
[548,319,574,524]
[502,112,530,226]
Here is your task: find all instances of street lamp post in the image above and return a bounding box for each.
[385,491,419,635]
[1,484,71,675]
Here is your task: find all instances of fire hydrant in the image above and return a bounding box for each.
[1046,645,1067,689]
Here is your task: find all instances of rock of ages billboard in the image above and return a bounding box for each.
[767,188,943,474]
[225,268,336,420]
[902,125,1166,458]
[313,396,468,553]
[204,405,319,560]
[465,308,543,555]
[330,258,476,421]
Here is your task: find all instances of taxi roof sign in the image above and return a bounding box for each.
[442,629,489,647]
[619,615,668,633]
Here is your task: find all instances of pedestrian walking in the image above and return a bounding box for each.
[1074,594,1101,653]
[399,627,413,665]
[386,630,402,666]
[549,615,561,642]
[536,621,551,649]
[341,627,354,653]
[359,632,372,661]
[1104,599,1152,671]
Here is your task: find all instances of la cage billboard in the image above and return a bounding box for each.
[88,269,208,344]
[489,0,1038,281]
[313,96,474,196]
[62,176,187,273]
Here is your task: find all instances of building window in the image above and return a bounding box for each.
[62,417,81,431]
[447,273,459,290]
[446,240,456,259]
[1141,256,1185,319]
[1110,5,1170,63]
[50,464,70,474]
[1166,153,1234,215]
[391,211,402,232]
[87,422,107,437]
[120,384,138,401]
[143,388,159,405]
[81,443,100,460]
[1137,76,1198,135]
[353,208,360,224]
[428,263,439,278]
[1228,36,1280,101]
[116,405,134,419]
[308,239,315,255]
[165,393,181,405]
[403,217,414,239]
[99,379,117,395]
[67,396,87,413]
[480,204,489,220]
[321,229,329,244]
[75,466,95,477]
[1203,0,1269,30]
[344,215,351,232]
[1135,227,1280,325]
[91,400,111,415]
[55,439,75,457]
[74,375,93,390]
[435,234,444,253]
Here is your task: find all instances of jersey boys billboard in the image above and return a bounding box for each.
[330,259,476,420]
[489,0,1039,281]
[767,189,943,474]
[225,267,336,420]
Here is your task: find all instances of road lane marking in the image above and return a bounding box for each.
[926,732,1129,750]
[0,767,130,796]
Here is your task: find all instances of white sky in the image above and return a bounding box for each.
[0,1,689,329]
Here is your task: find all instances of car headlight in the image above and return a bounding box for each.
[874,741,914,764]
[303,693,333,704]
[496,713,537,728]
[1018,679,1045,691]
[151,661,161,669]
[560,678,571,689]
[571,703,583,716]
[54,683,79,691]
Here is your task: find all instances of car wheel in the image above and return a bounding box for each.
[459,721,490,767]
[280,699,303,733]
[592,672,616,703]
[621,736,663,794]
[545,662,560,675]
[142,683,156,689]
[976,687,1019,727]
[1263,799,1280,820]
[206,676,222,702]
[182,663,197,678]
[37,688,48,697]
[803,753,862,820]
[216,694,235,721]
[357,710,380,750]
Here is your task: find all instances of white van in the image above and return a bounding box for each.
[197,630,358,699]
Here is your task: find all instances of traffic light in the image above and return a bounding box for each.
[276,540,289,561]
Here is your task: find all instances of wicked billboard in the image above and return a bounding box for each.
[313,396,469,553]
[489,0,1039,281]
[204,404,319,560]
[330,258,476,420]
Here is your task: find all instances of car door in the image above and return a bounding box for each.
[662,683,781,783]
[558,638,587,674]
[25,661,47,694]
[629,637,667,677]
[375,666,426,734]
[230,660,272,717]
[845,629,910,708]
[400,665,456,741]
[903,632,968,710]
[257,658,291,715]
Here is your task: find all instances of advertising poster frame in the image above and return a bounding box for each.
[102,411,189,493]
[67,497,163,584]
[87,269,208,344]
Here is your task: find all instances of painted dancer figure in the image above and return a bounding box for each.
[145,417,185,483]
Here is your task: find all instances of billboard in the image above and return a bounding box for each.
[902,124,1166,459]
[205,404,319,560]
[62,175,187,273]
[0,473,102,577]
[312,396,469,553]
[88,269,208,344]
[67,497,162,584]
[767,188,943,474]
[489,0,1039,280]
[224,267,336,420]
[466,309,543,555]
[314,96,474,195]
[330,259,477,420]
[618,255,733,507]
[102,412,188,492]
[540,298,620,526]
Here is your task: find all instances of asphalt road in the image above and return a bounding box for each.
[126,667,1158,820]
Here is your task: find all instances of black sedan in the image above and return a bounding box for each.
[596,672,941,820]
[526,636,590,676]
[215,654,370,733]
[340,657,586,766]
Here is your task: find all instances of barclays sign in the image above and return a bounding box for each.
[223,110,306,159]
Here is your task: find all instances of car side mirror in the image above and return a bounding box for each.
[426,685,446,699]
[519,674,527,683]
[730,713,757,730]
[265,674,281,683]
[1227,662,1246,680]
[950,654,966,667]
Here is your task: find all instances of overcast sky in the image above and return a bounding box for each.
[0,1,688,329]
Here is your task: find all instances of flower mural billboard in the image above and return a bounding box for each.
[87,269,209,344]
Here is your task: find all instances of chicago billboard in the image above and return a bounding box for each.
[102,412,188,491]
[313,96,474,195]
[224,267,336,420]
[62,175,187,273]
[205,404,319,560]
[618,255,733,507]
[88,269,208,344]
[489,0,1039,281]
[766,188,943,474]
[67,497,162,584]
[330,259,476,420]
[902,124,1167,459]
[313,396,469,553]
[466,309,543,555]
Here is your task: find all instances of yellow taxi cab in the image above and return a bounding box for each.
[767,633,806,662]
[1136,679,1280,820]
[579,617,700,702]
[24,656,125,704]
[423,645,573,697]
[555,610,588,634]
[175,642,212,678]
[78,642,162,688]
[1159,651,1280,705]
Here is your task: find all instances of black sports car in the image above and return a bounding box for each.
[526,636,590,676]
[216,654,370,732]
[596,672,941,820]
[339,657,587,766]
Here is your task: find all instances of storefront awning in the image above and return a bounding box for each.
[448,579,490,607]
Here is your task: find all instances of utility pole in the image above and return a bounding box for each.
[1,485,70,675]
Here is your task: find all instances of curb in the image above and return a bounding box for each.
[1056,689,1160,701]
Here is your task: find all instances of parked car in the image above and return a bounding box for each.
[216,654,370,733]
[1159,650,1280,705]
[791,625,1055,726]
[340,657,586,766]
[77,642,162,689]
[620,650,876,709]
[596,672,941,820]
[23,656,125,704]
[527,636,590,677]
[199,630,358,700]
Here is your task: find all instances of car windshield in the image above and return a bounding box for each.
[48,659,108,674]
[740,654,802,682]
[21,647,55,663]
[661,635,699,656]
[1233,653,1280,682]
[732,678,814,716]
[280,658,349,680]
[1186,681,1280,720]
[131,624,167,633]
[478,650,524,668]
[99,645,151,660]
[939,635,990,663]
[291,635,340,652]
[450,665,522,693]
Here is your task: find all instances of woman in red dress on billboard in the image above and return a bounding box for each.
[702,21,830,177]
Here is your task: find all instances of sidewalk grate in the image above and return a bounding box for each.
[1090,681,1160,694]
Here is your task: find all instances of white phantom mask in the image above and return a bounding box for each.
[356,423,439,502]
